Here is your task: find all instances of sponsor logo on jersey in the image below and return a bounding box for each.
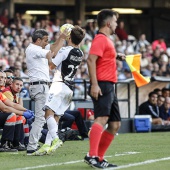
[70,55,83,62]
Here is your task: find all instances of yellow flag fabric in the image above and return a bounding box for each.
[125,54,150,87]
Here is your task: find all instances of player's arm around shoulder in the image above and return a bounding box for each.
[46,51,56,70]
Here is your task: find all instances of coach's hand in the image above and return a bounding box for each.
[90,84,102,100]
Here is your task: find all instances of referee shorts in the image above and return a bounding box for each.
[89,81,121,122]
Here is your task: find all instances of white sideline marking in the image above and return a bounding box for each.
[12,160,83,170]
[12,152,140,170]
[115,152,140,156]
[106,157,170,170]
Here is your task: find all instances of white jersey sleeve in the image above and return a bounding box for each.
[45,44,50,50]
[52,47,72,68]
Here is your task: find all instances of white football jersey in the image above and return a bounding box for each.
[52,46,83,89]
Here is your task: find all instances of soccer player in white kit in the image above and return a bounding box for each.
[33,26,85,155]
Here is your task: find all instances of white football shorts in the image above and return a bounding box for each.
[44,82,73,116]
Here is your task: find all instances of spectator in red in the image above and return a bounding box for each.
[0,8,9,26]
[115,21,128,41]
[152,35,167,52]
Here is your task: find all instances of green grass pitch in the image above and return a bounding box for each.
[0,132,170,170]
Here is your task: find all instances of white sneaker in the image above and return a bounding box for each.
[32,144,50,156]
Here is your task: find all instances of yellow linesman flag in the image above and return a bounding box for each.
[125,54,150,87]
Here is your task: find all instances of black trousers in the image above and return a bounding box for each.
[59,110,88,137]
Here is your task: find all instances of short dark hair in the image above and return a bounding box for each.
[4,69,13,73]
[70,26,85,45]
[32,29,48,43]
[13,77,23,83]
[97,9,118,28]
[162,87,169,92]
[148,91,157,98]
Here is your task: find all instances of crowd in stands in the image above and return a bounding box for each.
[138,87,170,126]
[1,9,170,86]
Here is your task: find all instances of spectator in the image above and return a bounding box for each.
[2,77,23,105]
[59,110,88,139]
[0,8,9,26]
[4,69,14,87]
[0,112,18,152]
[135,33,150,53]
[8,55,16,68]
[139,91,162,125]
[157,95,165,107]
[30,21,41,35]
[152,35,167,52]
[13,68,21,78]
[2,77,29,150]
[85,20,95,39]
[0,70,6,91]
[51,18,60,32]
[162,87,169,98]
[115,21,128,41]
[80,39,91,60]
[0,92,34,151]
[159,97,170,123]
[14,61,28,78]
[21,19,31,35]
[153,88,162,96]
[75,19,82,27]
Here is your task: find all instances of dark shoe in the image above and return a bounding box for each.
[84,155,104,169]
[26,149,37,155]
[12,143,26,151]
[81,133,89,140]
[100,159,117,168]
[0,141,18,152]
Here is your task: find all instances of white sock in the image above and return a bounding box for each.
[45,131,53,145]
[46,116,58,140]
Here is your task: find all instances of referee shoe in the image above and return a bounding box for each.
[100,159,117,168]
[84,155,104,169]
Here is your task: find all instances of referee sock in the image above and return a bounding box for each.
[98,130,114,161]
[46,116,58,140]
[89,123,103,157]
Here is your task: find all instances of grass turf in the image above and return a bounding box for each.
[0,132,170,170]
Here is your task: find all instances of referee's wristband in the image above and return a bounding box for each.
[116,55,123,61]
